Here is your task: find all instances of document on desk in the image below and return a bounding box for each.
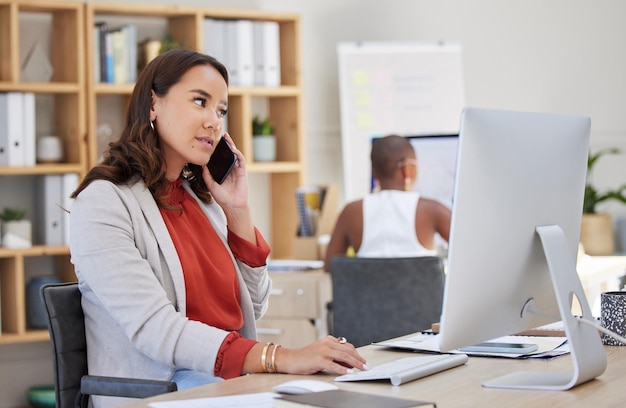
[377,334,569,359]
[148,392,277,408]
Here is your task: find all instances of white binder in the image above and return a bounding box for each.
[124,24,138,83]
[111,28,126,84]
[225,20,254,86]
[61,173,79,246]
[22,92,36,166]
[0,92,25,166]
[253,21,281,87]
[36,174,64,246]
[203,18,227,65]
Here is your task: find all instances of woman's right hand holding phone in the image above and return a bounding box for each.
[203,133,256,243]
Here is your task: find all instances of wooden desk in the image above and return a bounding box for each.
[120,342,626,408]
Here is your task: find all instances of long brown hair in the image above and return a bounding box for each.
[72,49,229,207]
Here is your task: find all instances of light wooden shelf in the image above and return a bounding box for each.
[0,163,84,175]
[0,82,82,93]
[247,162,303,173]
[0,245,70,258]
[0,330,48,345]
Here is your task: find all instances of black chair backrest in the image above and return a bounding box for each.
[41,282,87,408]
[329,256,445,347]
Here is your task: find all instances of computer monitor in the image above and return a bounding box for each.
[438,107,606,390]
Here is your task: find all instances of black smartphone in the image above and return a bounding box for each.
[207,137,237,184]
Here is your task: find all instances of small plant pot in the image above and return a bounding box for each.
[1,219,32,248]
[253,135,276,162]
[580,212,615,255]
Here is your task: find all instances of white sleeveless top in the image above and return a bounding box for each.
[356,190,438,258]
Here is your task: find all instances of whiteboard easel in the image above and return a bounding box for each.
[337,42,465,203]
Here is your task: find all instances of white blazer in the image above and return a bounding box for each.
[70,178,271,407]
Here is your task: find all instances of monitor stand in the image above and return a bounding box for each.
[482,224,607,390]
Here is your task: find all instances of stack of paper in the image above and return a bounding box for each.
[377,333,569,359]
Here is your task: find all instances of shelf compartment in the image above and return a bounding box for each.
[18,1,84,84]
[0,250,74,342]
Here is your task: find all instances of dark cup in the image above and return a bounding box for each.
[600,291,626,346]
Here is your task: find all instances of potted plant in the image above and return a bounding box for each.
[159,33,183,53]
[252,115,276,162]
[580,148,626,255]
[0,207,32,248]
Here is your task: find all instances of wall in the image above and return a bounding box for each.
[4,0,626,406]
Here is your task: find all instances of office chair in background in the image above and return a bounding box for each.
[328,256,445,347]
[41,282,177,408]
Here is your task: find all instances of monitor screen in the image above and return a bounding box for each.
[438,107,606,389]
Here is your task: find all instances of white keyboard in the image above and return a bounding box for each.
[334,354,468,386]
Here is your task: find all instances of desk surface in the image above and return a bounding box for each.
[121,341,626,408]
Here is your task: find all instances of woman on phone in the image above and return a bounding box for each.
[70,49,367,408]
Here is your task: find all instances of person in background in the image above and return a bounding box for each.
[324,134,451,270]
[69,49,367,408]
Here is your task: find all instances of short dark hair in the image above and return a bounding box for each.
[371,135,415,180]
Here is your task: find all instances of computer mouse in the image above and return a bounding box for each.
[272,379,339,394]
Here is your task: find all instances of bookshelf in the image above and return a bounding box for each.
[0,1,305,345]
[0,0,85,345]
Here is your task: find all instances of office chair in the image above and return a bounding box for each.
[328,256,445,347]
[41,282,177,408]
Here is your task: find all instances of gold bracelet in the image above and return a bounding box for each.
[260,342,273,373]
[265,344,275,373]
[270,344,281,373]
